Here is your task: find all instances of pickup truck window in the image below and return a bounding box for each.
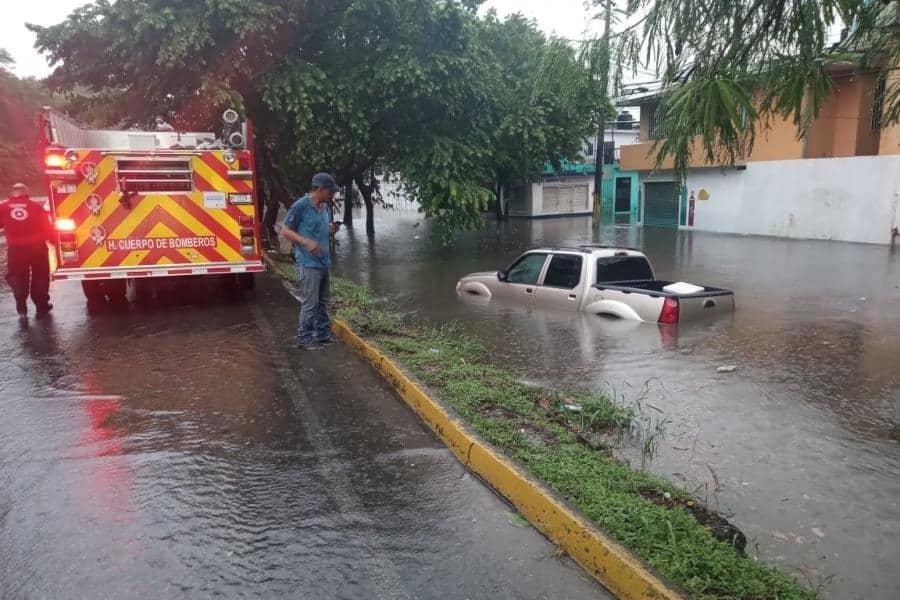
[506,253,548,285]
[543,254,582,289]
[596,256,653,283]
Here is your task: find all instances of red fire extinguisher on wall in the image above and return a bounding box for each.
[688,191,696,227]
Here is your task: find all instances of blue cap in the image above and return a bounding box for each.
[311,172,338,192]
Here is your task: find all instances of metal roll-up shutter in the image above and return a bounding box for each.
[643,182,679,228]
[542,187,560,212]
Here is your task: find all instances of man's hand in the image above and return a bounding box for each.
[329,222,341,235]
[305,239,323,256]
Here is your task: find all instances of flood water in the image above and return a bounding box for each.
[333,208,900,600]
[0,239,609,599]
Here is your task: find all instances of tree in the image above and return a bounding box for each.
[30,0,597,237]
[478,13,597,219]
[0,50,55,192]
[260,0,499,236]
[613,0,900,183]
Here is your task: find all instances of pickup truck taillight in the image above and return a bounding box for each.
[658,297,680,324]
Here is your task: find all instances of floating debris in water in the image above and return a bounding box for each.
[717,365,738,373]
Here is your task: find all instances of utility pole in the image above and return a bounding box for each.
[592,0,614,224]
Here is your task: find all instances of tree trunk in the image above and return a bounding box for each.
[353,173,376,239]
[342,183,353,227]
[257,144,293,246]
[494,183,507,220]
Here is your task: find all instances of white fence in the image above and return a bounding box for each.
[681,155,900,245]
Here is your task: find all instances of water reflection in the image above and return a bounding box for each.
[333,209,900,600]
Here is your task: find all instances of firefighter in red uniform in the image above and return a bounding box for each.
[0,183,54,317]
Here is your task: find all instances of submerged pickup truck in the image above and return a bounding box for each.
[455,246,735,324]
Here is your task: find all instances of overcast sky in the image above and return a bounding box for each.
[5,0,605,79]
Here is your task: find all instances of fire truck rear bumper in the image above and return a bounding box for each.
[52,261,265,281]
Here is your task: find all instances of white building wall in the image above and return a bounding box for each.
[534,177,595,217]
[583,128,641,161]
[508,179,597,218]
[680,156,900,245]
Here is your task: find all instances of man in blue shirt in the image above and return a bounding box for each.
[281,173,341,349]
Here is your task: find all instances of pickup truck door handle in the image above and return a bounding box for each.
[568,294,577,299]
[525,288,534,294]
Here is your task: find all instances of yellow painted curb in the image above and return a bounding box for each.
[331,319,686,600]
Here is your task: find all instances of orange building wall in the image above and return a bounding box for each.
[805,87,840,158]
[805,74,881,158]
[748,115,804,161]
[832,78,863,157]
[625,73,886,169]
[625,103,803,169]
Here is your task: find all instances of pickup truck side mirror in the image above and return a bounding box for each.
[497,270,508,282]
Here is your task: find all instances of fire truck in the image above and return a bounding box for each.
[39,108,264,303]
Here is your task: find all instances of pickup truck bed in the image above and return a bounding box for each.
[590,280,735,323]
[595,280,731,296]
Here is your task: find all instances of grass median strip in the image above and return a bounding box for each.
[270,256,815,600]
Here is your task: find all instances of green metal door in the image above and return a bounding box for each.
[643,182,679,229]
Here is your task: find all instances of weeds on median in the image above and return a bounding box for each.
[273,268,815,600]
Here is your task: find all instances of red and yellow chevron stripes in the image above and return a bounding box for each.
[50,150,261,274]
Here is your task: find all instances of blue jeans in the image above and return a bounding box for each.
[296,264,332,346]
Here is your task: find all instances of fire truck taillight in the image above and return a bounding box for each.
[59,232,78,263]
[239,228,255,255]
[55,218,77,232]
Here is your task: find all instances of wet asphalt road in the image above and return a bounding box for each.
[329,208,900,600]
[0,241,610,599]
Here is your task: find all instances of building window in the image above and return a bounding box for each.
[872,76,886,132]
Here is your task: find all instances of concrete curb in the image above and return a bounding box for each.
[331,320,686,600]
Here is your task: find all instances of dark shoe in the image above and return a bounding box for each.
[15,301,27,317]
[35,303,53,318]
[315,337,335,345]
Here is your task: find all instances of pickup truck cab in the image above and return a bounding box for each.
[455,246,735,324]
